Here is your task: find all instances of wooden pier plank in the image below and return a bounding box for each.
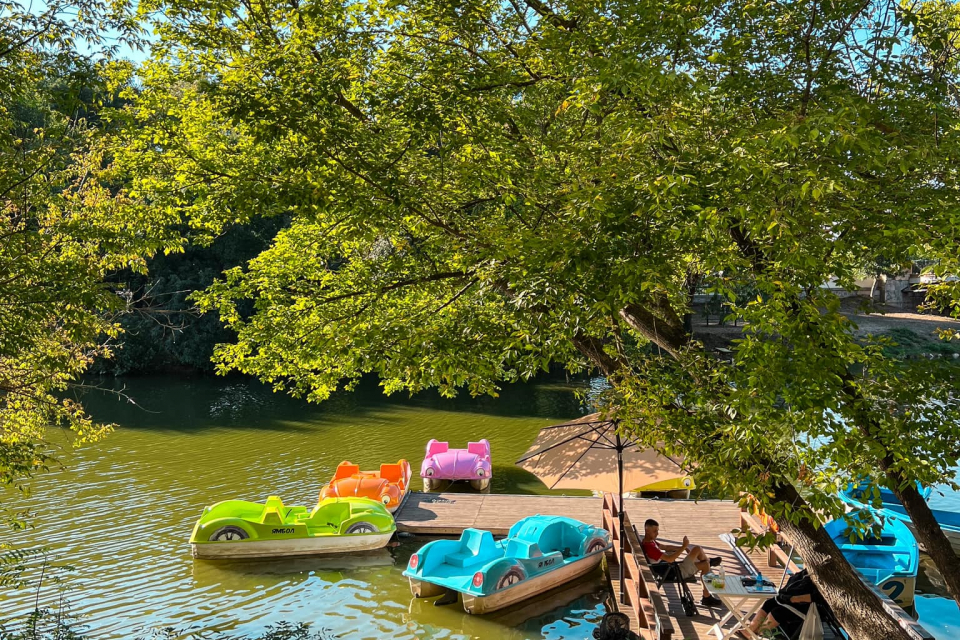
[396,492,603,535]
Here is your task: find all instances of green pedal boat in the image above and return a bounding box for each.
[190,495,396,559]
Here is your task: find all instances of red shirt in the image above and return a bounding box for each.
[642,539,663,562]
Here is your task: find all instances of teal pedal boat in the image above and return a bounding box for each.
[404,514,610,614]
[190,495,396,559]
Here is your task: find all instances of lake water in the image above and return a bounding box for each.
[1,375,957,638]
[0,376,607,639]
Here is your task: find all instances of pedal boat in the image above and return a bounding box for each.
[320,460,412,513]
[824,509,919,609]
[404,514,610,614]
[190,495,396,559]
[420,439,491,491]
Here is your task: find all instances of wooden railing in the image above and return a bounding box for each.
[739,509,802,577]
[602,493,674,640]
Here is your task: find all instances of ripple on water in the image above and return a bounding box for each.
[6,376,626,638]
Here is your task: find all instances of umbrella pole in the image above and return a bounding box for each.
[617,432,626,605]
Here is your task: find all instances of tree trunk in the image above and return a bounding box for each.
[878,274,887,305]
[883,465,960,608]
[841,377,960,608]
[773,483,915,640]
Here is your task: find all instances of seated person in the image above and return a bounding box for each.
[739,569,829,640]
[640,518,723,607]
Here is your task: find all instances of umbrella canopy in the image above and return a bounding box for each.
[515,414,687,494]
[515,413,690,606]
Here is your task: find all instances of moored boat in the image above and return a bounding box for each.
[840,484,960,555]
[190,495,396,559]
[420,439,492,491]
[825,510,919,610]
[404,514,610,614]
[320,460,412,513]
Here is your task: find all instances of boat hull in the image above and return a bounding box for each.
[192,532,394,559]
[877,575,917,610]
[408,551,603,614]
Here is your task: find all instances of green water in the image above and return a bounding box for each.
[1,376,609,639]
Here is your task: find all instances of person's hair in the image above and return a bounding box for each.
[643,519,659,528]
[593,612,636,640]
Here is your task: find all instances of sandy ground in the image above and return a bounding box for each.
[692,296,960,352]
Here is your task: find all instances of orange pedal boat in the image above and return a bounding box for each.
[320,460,412,513]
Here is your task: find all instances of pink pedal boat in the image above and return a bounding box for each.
[420,439,492,491]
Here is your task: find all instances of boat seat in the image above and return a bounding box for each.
[426,440,449,456]
[260,497,286,525]
[380,462,405,484]
[260,507,284,525]
[505,538,543,559]
[446,529,498,568]
[334,462,361,480]
[467,441,487,457]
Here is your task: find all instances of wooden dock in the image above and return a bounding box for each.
[394,491,602,535]
[395,491,770,639]
[394,491,934,640]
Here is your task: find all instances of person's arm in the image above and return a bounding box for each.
[660,536,689,562]
[778,593,812,605]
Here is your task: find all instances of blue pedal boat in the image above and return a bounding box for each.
[840,483,960,556]
[825,509,919,610]
[403,514,610,614]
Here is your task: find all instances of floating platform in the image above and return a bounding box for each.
[394,492,602,535]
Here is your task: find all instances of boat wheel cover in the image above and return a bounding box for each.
[494,566,525,590]
[209,525,249,542]
[346,521,379,534]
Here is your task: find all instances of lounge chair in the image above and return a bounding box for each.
[633,524,698,617]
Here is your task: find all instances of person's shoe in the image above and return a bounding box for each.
[709,556,723,567]
[701,594,723,607]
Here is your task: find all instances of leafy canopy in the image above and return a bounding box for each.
[118,0,960,531]
[0,0,178,519]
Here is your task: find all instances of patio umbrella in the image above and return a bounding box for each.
[515,413,688,603]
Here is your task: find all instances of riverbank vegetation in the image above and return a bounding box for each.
[3,0,960,638]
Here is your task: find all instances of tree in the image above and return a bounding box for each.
[118,0,960,636]
[0,0,177,519]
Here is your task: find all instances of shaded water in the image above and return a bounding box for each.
[1,376,607,639]
[2,375,958,638]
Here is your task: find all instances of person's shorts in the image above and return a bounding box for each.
[651,555,699,580]
[676,554,699,579]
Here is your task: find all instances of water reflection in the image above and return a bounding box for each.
[3,375,604,640]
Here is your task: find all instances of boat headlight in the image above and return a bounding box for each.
[476,468,485,477]
[472,571,484,588]
[425,468,434,477]
[382,495,391,505]
[410,554,419,569]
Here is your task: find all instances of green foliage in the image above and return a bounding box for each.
[0,1,179,519]
[139,622,339,640]
[93,217,286,374]
[0,616,339,640]
[115,0,960,571]
[0,548,45,590]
